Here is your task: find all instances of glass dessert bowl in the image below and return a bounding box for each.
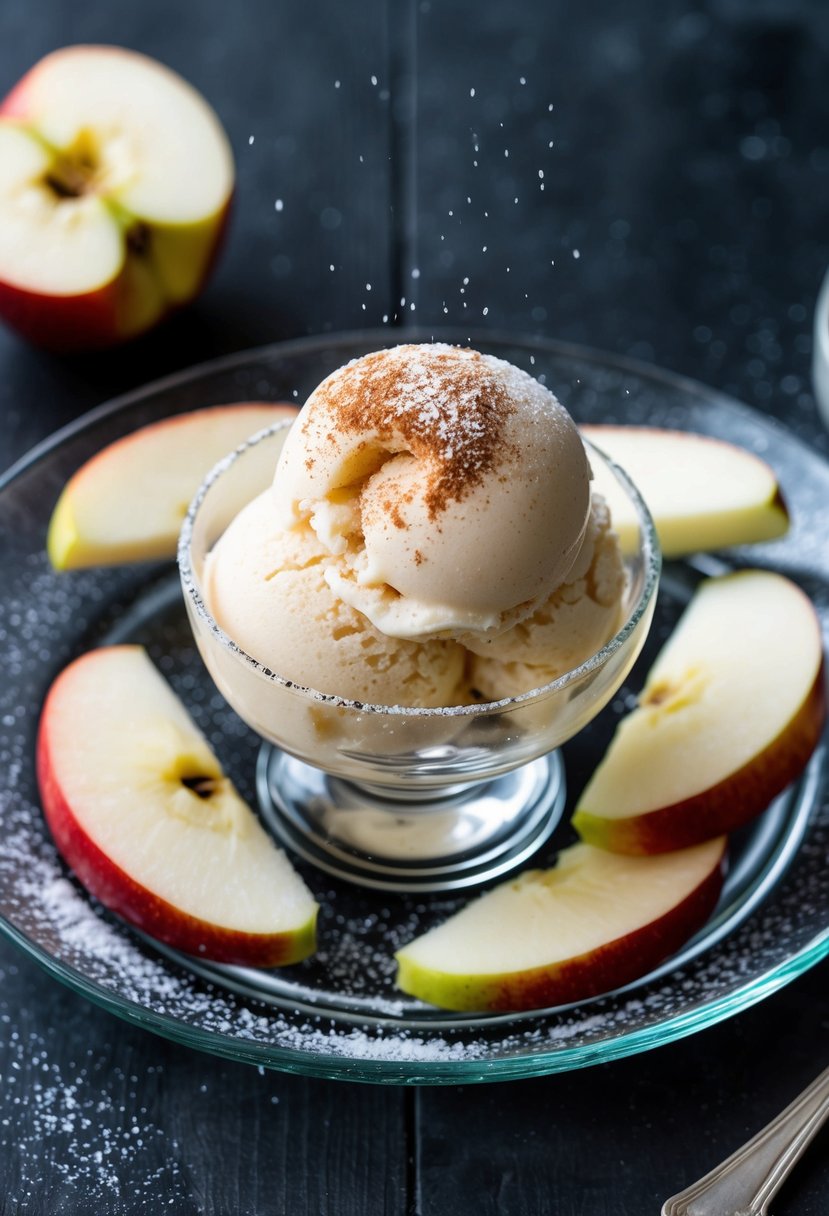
[179,420,660,892]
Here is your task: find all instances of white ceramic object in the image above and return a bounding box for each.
[813,267,829,429]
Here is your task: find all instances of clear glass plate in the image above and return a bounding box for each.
[1,330,827,1085]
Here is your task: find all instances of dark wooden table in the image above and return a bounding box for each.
[1,2,828,1212]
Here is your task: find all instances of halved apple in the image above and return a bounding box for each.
[0,45,234,350]
[573,571,826,855]
[37,645,318,966]
[395,838,725,1011]
[48,402,297,569]
[581,425,789,556]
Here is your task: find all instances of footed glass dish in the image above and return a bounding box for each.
[179,422,659,891]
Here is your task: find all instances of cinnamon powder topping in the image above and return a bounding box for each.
[305,344,519,519]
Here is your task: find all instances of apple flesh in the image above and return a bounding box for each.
[581,425,789,556]
[573,570,826,855]
[37,645,318,966]
[48,402,298,569]
[0,45,234,350]
[395,838,726,1011]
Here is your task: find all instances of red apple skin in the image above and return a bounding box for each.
[0,201,232,352]
[0,47,233,352]
[0,52,55,117]
[399,845,725,1012]
[36,662,314,967]
[574,661,827,856]
[0,275,127,352]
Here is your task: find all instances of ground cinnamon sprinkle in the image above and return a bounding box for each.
[305,344,518,519]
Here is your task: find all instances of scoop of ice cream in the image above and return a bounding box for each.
[464,494,626,699]
[271,344,591,641]
[204,489,465,706]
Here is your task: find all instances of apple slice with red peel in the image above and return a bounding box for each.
[0,45,234,350]
[573,570,826,855]
[581,425,789,556]
[395,837,725,1011]
[48,402,297,569]
[37,645,318,966]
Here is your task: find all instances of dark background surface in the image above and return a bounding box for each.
[1,0,828,1212]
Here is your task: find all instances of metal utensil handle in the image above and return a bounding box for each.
[661,1063,829,1216]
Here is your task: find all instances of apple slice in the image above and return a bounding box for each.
[0,45,234,350]
[37,645,318,966]
[573,570,826,855]
[581,425,789,556]
[395,838,725,1011]
[48,402,297,569]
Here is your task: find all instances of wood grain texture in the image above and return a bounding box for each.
[0,937,407,1216]
[407,0,829,440]
[413,966,829,1215]
[1,0,829,1213]
[0,0,404,1211]
[0,0,396,470]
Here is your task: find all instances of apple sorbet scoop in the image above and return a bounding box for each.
[205,343,625,704]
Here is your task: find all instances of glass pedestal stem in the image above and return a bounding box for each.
[255,745,567,892]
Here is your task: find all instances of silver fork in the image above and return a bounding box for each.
[661,1063,829,1216]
